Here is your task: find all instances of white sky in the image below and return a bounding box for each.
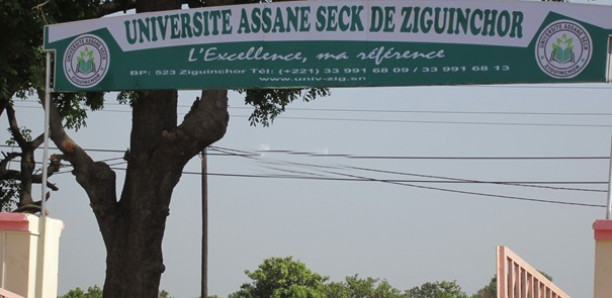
[5,0,612,297]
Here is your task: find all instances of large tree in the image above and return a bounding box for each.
[325,275,404,298]
[231,257,328,298]
[1,0,327,297]
[405,281,468,298]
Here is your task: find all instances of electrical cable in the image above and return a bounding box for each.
[102,166,605,208]
[344,165,607,192]
[238,147,611,161]
[1,136,608,206]
[1,144,608,188]
[211,148,609,206]
[19,100,612,117]
[255,157,607,192]
[13,104,612,128]
[265,159,607,207]
[209,146,610,188]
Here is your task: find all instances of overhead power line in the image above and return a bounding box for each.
[16,95,612,116]
[344,165,606,192]
[227,106,612,117]
[209,147,609,206]
[2,144,609,188]
[210,146,611,189]
[13,104,612,128]
[229,115,612,128]
[197,172,610,186]
[100,167,604,208]
[253,156,607,193]
[242,147,610,161]
[2,144,608,206]
[319,168,607,208]
[9,144,607,163]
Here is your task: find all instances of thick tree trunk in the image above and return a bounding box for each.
[101,89,229,297]
[102,90,179,297]
[99,88,228,297]
[101,0,183,296]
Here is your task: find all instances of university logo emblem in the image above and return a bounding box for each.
[535,20,592,79]
[64,34,110,88]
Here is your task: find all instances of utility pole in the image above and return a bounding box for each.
[201,149,208,298]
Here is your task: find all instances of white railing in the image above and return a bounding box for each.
[0,288,24,298]
[497,246,570,298]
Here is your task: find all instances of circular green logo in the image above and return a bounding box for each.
[535,20,591,79]
[64,34,110,88]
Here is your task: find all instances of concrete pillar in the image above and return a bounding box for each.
[0,213,64,298]
[594,219,612,298]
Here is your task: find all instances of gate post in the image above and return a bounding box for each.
[594,219,612,298]
[0,213,64,298]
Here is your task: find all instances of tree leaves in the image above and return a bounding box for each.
[0,180,20,212]
[405,281,469,298]
[59,285,103,298]
[233,257,327,298]
[233,257,485,298]
[238,87,330,126]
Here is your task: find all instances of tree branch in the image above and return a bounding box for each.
[30,154,62,191]
[97,0,137,17]
[31,132,45,149]
[5,104,28,147]
[0,98,7,119]
[47,154,62,175]
[0,152,20,175]
[1,170,21,180]
[0,151,59,191]
[97,0,206,17]
[31,175,59,191]
[43,94,119,244]
[161,90,229,164]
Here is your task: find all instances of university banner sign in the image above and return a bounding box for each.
[43,0,612,91]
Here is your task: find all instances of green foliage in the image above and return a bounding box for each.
[233,257,481,298]
[5,126,32,146]
[0,0,45,100]
[538,270,552,281]
[158,289,173,298]
[60,286,175,298]
[0,180,20,212]
[238,88,330,126]
[472,276,495,298]
[231,256,328,298]
[59,285,103,298]
[52,92,105,130]
[324,274,403,298]
[117,91,141,106]
[405,281,468,298]
[0,124,26,209]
